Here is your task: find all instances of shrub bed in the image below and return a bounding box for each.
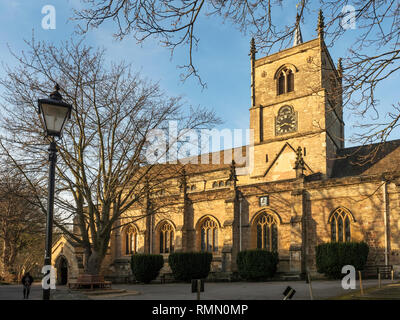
[316,242,369,279]
[131,254,164,283]
[236,250,279,281]
[168,252,212,282]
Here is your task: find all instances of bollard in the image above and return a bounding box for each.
[358,271,364,295]
[378,272,381,288]
[197,279,201,300]
[307,273,314,300]
[192,279,204,300]
[282,286,296,300]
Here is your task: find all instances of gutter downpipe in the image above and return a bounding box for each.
[239,197,242,252]
[383,181,389,266]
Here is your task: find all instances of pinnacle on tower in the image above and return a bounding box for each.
[317,9,325,39]
[250,38,257,108]
[180,168,187,190]
[294,147,305,178]
[228,160,238,184]
[337,58,343,78]
[293,13,303,46]
[250,37,257,57]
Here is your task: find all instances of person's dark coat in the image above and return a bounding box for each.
[21,273,33,286]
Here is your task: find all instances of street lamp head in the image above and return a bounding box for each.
[38,83,72,137]
[49,83,62,101]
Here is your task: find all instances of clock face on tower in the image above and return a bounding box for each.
[275,105,297,135]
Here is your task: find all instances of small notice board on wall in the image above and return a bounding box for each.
[259,195,269,207]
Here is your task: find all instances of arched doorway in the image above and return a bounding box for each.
[58,256,68,285]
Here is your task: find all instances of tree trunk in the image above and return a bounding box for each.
[84,246,107,275]
[83,230,111,275]
[1,239,14,281]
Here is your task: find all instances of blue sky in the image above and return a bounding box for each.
[1,0,399,148]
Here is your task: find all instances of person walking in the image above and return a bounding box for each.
[21,272,34,299]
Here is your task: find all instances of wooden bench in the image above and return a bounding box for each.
[68,274,112,290]
[361,265,393,279]
[160,273,174,284]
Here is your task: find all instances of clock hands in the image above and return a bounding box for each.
[276,112,296,134]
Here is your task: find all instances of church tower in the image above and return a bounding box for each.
[249,11,344,180]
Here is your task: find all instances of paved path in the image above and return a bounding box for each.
[335,282,400,300]
[91,279,395,300]
[0,283,89,300]
[0,279,396,300]
[0,283,43,300]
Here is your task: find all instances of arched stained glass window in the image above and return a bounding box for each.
[125,225,138,255]
[331,219,336,242]
[345,216,351,242]
[337,217,343,242]
[200,218,218,252]
[159,222,174,253]
[330,208,353,242]
[255,213,278,251]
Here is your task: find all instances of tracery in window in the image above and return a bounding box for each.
[200,218,218,252]
[124,225,138,255]
[255,212,278,251]
[329,207,353,242]
[159,222,174,253]
[277,67,296,95]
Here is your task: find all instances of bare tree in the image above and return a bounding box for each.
[0,37,220,275]
[75,0,400,148]
[0,169,44,281]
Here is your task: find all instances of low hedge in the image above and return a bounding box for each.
[236,250,279,281]
[131,254,164,283]
[168,252,213,282]
[316,242,369,279]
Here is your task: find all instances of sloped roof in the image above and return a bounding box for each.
[141,145,248,179]
[331,139,400,178]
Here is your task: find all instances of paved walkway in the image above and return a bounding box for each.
[334,282,400,300]
[0,283,89,300]
[0,279,397,300]
[98,279,395,300]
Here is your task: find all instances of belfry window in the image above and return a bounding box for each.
[277,67,295,95]
[329,208,352,242]
[255,212,278,251]
[159,222,174,253]
[124,225,138,255]
[278,72,285,95]
[200,218,218,252]
[287,70,294,92]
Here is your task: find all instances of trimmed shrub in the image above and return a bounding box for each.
[168,252,213,282]
[236,250,279,281]
[131,254,164,283]
[315,242,369,279]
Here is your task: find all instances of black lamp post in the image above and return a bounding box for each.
[238,192,243,252]
[38,84,72,300]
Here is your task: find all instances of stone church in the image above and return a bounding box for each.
[52,14,400,283]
